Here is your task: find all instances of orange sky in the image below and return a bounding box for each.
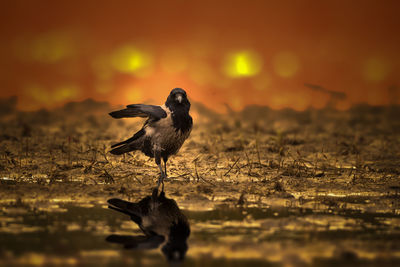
[1,0,399,111]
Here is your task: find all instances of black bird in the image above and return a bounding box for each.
[106,188,190,262]
[109,88,192,187]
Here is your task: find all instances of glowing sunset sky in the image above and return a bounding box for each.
[1,0,399,111]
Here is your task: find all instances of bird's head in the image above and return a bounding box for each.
[161,241,188,263]
[165,88,190,111]
[161,219,190,263]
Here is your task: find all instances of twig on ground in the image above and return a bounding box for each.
[224,157,240,176]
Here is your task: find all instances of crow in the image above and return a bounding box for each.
[109,88,192,187]
[106,188,190,262]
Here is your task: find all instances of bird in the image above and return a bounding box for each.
[109,88,192,188]
[106,188,190,262]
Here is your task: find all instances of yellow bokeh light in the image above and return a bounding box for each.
[30,33,74,63]
[25,84,79,104]
[224,50,263,77]
[111,45,152,74]
[272,51,300,78]
[25,85,50,103]
[53,85,79,101]
[363,57,389,82]
[19,253,46,266]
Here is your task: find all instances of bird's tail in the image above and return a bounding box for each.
[108,198,139,216]
[110,129,145,155]
[109,144,135,155]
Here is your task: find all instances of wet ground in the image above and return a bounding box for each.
[1,100,400,266]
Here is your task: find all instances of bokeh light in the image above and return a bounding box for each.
[53,85,79,101]
[25,84,50,103]
[363,57,390,82]
[111,45,152,75]
[30,33,74,63]
[223,51,263,78]
[25,84,79,106]
[272,51,300,78]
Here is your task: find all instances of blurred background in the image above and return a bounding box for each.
[1,0,399,112]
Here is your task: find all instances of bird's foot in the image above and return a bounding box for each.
[157,172,167,192]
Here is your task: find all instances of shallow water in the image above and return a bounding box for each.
[1,191,399,267]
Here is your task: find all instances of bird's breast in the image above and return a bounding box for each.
[146,115,188,152]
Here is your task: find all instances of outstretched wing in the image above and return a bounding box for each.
[109,104,167,119]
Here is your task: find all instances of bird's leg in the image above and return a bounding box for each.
[163,157,168,178]
[157,163,166,191]
[159,158,168,193]
[154,150,166,190]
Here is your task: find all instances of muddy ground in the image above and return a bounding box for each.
[1,99,400,266]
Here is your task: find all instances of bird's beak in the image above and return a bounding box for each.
[176,94,183,103]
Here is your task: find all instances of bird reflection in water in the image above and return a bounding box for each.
[106,188,190,263]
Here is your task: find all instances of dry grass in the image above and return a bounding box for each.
[0,101,399,207]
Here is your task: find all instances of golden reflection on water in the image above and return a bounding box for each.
[0,196,399,266]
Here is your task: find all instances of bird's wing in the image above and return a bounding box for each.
[106,234,165,249]
[109,104,167,119]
